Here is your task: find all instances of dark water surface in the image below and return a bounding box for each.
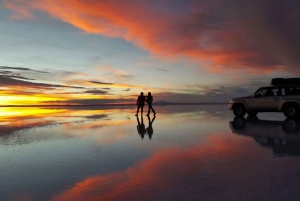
[1,105,300,201]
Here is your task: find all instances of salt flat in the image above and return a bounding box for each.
[0,105,299,201]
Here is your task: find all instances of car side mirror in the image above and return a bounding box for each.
[253,94,259,98]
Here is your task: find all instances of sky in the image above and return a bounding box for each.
[0,0,299,105]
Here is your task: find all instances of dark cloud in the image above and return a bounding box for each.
[84,89,108,95]
[85,114,108,120]
[0,74,35,81]
[190,0,300,71]
[124,88,130,91]
[0,66,48,73]
[158,69,171,72]
[89,81,114,85]
[0,75,85,89]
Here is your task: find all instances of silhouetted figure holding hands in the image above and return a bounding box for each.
[146,92,156,116]
[136,115,146,139]
[146,115,156,139]
[135,92,147,116]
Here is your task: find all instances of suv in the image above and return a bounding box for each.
[228,85,300,118]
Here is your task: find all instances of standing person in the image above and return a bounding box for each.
[135,92,146,116]
[146,92,156,116]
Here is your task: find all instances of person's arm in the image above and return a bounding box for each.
[136,97,139,105]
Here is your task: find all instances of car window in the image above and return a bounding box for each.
[254,88,268,97]
[286,87,300,95]
[271,88,280,96]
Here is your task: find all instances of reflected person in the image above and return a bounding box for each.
[135,92,147,116]
[136,115,146,139]
[146,115,156,139]
[146,92,156,116]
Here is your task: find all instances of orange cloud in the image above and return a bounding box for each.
[5,0,298,72]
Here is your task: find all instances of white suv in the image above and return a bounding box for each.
[229,85,300,118]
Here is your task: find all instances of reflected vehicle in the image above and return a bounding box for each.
[229,117,300,156]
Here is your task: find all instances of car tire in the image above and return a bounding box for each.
[233,104,246,117]
[283,105,299,118]
[282,118,300,133]
[247,111,258,116]
[232,117,246,130]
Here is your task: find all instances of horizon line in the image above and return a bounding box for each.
[0,102,228,107]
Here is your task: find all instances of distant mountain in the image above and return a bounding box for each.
[153,100,227,105]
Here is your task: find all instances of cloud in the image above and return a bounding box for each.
[0,66,48,73]
[158,69,171,72]
[84,89,108,95]
[53,132,300,201]
[4,0,300,72]
[0,75,85,89]
[95,66,134,80]
[85,114,108,120]
[89,81,114,85]
[59,98,134,105]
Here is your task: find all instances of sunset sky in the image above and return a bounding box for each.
[0,0,299,105]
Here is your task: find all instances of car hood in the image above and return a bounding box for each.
[232,96,252,100]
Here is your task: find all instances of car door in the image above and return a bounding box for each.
[267,88,282,110]
[250,88,270,110]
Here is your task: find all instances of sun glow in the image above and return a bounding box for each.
[0,94,67,105]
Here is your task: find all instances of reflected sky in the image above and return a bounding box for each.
[1,106,300,201]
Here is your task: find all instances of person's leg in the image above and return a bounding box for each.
[150,104,156,114]
[136,105,140,115]
[141,105,144,114]
[147,104,150,115]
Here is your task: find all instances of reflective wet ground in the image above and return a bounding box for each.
[1,105,300,201]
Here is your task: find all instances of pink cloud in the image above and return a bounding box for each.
[4,0,300,73]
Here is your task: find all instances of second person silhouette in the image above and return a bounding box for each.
[146,92,156,116]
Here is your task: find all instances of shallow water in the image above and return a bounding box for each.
[1,105,300,201]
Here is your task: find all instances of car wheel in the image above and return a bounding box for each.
[233,117,246,130]
[284,105,298,118]
[247,111,258,116]
[233,104,246,117]
[282,118,300,133]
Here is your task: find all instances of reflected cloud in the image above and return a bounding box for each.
[0,107,131,145]
[230,117,300,157]
[52,131,294,201]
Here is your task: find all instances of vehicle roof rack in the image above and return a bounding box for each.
[270,78,300,86]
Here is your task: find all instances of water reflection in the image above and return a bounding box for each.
[146,115,156,139]
[137,115,156,139]
[230,117,300,156]
[3,106,300,201]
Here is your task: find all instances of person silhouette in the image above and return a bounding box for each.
[146,92,156,116]
[135,92,147,116]
[136,115,146,139]
[146,115,156,139]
